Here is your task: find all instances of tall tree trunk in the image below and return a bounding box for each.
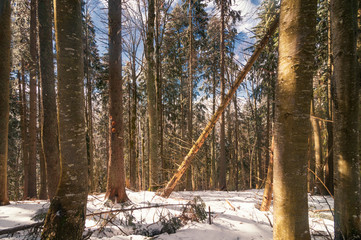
[84,5,95,193]
[324,3,334,195]
[146,0,159,190]
[41,0,88,237]
[38,0,60,200]
[155,0,163,183]
[186,0,193,191]
[130,53,137,190]
[38,82,47,200]
[0,0,11,206]
[311,99,326,194]
[260,136,274,211]
[218,0,227,191]
[160,16,279,198]
[273,0,316,239]
[28,0,38,199]
[331,0,361,238]
[21,60,30,199]
[210,73,216,189]
[105,0,128,202]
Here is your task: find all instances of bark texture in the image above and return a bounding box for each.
[146,0,159,190]
[273,0,316,239]
[218,0,227,191]
[27,0,38,199]
[38,0,60,200]
[331,0,361,238]
[0,0,11,206]
[41,0,88,238]
[105,0,128,203]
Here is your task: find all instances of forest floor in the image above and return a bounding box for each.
[0,189,334,239]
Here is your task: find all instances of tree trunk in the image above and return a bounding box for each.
[218,0,227,191]
[186,0,193,191]
[84,5,95,193]
[273,0,316,238]
[310,99,326,194]
[21,59,30,199]
[260,136,273,211]
[38,0,60,200]
[28,0,38,199]
[130,53,137,190]
[38,81,47,200]
[146,0,159,190]
[41,0,88,237]
[331,0,361,238]
[324,3,334,195]
[160,15,279,198]
[210,73,216,189]
[105,0,128,203]
[0,0,11,206]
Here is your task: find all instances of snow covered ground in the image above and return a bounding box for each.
[0,189,334,239]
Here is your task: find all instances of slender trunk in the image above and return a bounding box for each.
[219,0,227,191]
[311,99,326,194]
[0,0,11,206]
[211,73,216,189]
[84,7,95,193]
[325,4,334,195]
[146,0,159,190]
[38,81,47,200]
[186,0,193,191]
[41,0,88,237]
[130,54,137,189]
[260,136,274,211]
[38,0,60,200]
[233,94,240,190]
[106,0,128,202]
[331,0,361,238]
[273,0,316,238]
[28,0,38,199]
[21,60,30,199]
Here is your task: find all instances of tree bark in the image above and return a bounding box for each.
[130,52,137,190]
[160,15,279,198]
[310,99,326,194]
[186,0,194,191]
[27,0,38,199]
[146,0,159,190]
[331,0,361,238]
[218,0,227,191]
[38,82,47,200]
[38,0,60,200]
[105,0,128,203]
[0,0,11,206]
[273,0,316,239]
[324,2,334,195]
[41,0,88,238]
[260,136,273,211]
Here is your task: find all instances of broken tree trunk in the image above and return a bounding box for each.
[160,14,280,198]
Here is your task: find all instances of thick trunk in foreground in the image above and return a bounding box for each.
[38,0,60,200]
[273,0,316,239]
[105,0,128,203]
[41,0,88,238]
[331,0,361,238]
[0,0,11,206]
[160,15,279,198]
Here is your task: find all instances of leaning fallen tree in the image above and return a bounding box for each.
[160,14,280,198]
